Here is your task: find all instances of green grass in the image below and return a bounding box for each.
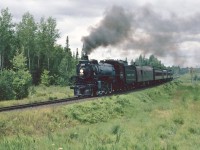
[1,75,200,149]
[0,85,73,107]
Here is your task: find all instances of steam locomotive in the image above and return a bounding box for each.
[70,55,173,97]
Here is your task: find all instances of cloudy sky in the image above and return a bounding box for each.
[1,0,200,67]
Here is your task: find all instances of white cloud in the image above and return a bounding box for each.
[1,0,200,67]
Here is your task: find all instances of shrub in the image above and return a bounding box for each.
[0,51,32,100]
[41,70,51,86]
[0,70,15,100]
[55,77,65,86]
[12,70,32,99]
[0,69,32,100]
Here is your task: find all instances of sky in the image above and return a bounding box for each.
[1,0,200,67]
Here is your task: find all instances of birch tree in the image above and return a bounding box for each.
[0,8,14,71]
[16,12,37,71]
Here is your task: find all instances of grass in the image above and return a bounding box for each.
[0,85,73,107]
[1,74,200,149]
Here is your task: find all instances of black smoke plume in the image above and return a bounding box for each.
[82,5,200,66]
[81,6,133,54]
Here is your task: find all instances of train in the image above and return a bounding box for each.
[70,55,173,97]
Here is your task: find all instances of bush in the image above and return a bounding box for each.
[65,97,129,124]
[41,70,51,86]
[0,69,32,100]
[0,70,15,100]
[12,70,32,99]
[0,51,32,100]
[55,77,67,86]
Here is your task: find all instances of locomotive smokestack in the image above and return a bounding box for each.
[81,44,89,60]
[82,54,89,60]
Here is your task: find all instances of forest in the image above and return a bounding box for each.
[0,8,179,100]
[0,8,79,100]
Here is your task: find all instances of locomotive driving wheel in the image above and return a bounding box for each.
[91,88,97,96]
[99,82,109,95]
[104,82,111,94]
[109,83,113,93]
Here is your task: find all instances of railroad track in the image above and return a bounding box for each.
[0,97,87,113]
[0,90,133,113]
[0,80,178,113]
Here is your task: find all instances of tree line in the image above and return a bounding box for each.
[0,8,78,100]
[0,8,78,84]
[130,54,166,69]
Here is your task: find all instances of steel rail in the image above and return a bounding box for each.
[0,97,85,112]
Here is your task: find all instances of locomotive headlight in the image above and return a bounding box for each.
[80,69,84,76]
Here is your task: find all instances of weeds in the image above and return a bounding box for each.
[173,117,184,125]
[0,86,72,107]
[111,124,122,143]
[65,97,129,124]
[1,78,200,149]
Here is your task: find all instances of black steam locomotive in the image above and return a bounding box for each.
[70,55,173,97]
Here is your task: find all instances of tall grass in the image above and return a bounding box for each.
[1,77,200,149]
[0,86,73,107]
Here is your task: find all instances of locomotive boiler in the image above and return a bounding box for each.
[71,55,116,96]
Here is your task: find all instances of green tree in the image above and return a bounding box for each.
[50,45,65,84]
[33,17,60,84]
[41,69,51,86]
[134,54,165,69]
[16,12,37,71]
[130,59,134,65]
[135,55,148,66]
[148,55,165,68]
[75,48,79,62]
[12,50,32,99]
[37,17,59,70]
[58,37,76,85]
[12,49,27,71]
[58,53,73,85]
[0,8,15,71]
